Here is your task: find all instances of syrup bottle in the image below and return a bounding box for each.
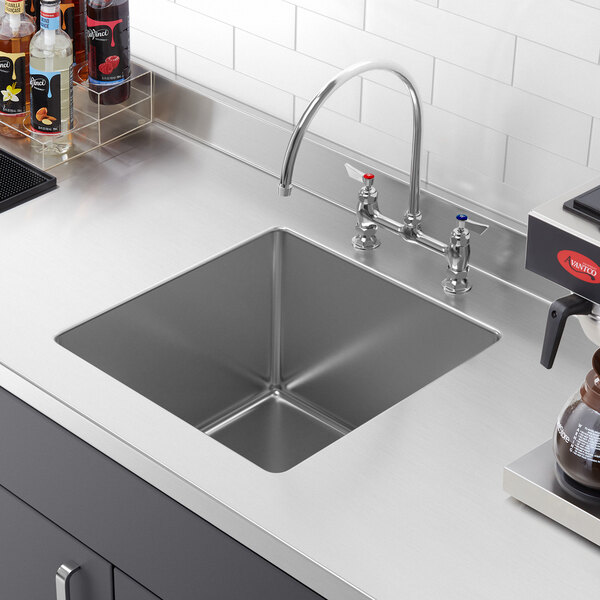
[87,0,130,105]
[29,0,73,154]
[0,0,36,138]
[29,0,87,82]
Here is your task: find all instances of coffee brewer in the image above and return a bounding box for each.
[527,180,600,500]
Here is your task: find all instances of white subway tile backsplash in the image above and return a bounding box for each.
[296,9,434,101]
[571,0,600,8]
[283,0,365,29]
[434,61,592,165]
[590,119,600,171]
[504,138,600,200]
[175,0,296,48]
[235,31,361,120]
[294,98,416,175]
[365,0,515,83]
[129,0,600,223]
[130,0,233,66]
[514,40,600,118]
[439,0,600,62]
[362,81,507,179]
[176,49,294,123]
[131,28,176,72]
[427,154,533,223]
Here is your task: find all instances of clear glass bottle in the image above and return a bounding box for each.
[29,0,73,154]
[0,0,35,138]
[30,0,87,82]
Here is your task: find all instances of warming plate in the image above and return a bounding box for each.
[504,441,600,546]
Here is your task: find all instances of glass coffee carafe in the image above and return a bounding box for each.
[554,348,600,496]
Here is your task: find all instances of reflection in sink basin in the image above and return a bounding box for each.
[57,230,498,472]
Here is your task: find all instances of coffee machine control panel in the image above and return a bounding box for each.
[527,177,600,368]
[528,179,600,304]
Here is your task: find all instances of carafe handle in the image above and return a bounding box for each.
[541,293,594,369]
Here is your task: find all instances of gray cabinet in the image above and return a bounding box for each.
[0,386,323,600]
[0,484,113,600]
[114,570,161,600]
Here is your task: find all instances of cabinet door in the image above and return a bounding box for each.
[114,570,161,600]
[0,485,113,600]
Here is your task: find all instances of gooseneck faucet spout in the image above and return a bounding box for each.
[278,60,488,294]
[278,60,423,230]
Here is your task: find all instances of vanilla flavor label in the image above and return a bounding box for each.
[0,53,26,115]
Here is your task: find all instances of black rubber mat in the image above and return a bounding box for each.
[0,148,56,212]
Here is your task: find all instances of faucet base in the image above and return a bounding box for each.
[353,229,381,250]
[403,209,423,233]
[442,270,472,294]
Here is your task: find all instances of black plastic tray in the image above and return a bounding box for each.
[0,148,57,213]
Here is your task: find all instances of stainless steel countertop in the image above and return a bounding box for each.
[0,122,599,599]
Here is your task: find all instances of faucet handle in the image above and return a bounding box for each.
[455,214,488,236]
[345,163,375,187]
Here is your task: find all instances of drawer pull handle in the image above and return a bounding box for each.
[56,561,81,600]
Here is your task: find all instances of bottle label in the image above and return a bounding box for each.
[30,1,77,41]
[24,0,36,18]
[87,14,129,85]
[30,66,68,134]
[60,3,75,41]
[5,1,25,14]
[40,8,60,30]
[0,52,27,115]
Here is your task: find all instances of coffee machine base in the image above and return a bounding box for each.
[504,441,600,547]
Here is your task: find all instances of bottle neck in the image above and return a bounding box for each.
[39,4,60,31]
[4,1,25,15]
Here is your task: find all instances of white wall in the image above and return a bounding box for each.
[129,0,600,224]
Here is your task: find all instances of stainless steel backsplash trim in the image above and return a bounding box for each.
[145,60,564,303]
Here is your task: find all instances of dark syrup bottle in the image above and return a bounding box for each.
[87,0,130,105]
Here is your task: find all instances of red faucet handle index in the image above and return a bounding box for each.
[362,173,375,186]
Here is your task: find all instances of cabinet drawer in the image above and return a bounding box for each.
[114,570,161,600]
[0,484,113,600]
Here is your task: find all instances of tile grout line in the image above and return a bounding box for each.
[502,135,510,182]
[232,27,236,70]
[294,5,298,50]
[510,36,518,85]
[362,0,367,30]
[586,117,595,167]
[359,77,364,122]
[430,58,436,104]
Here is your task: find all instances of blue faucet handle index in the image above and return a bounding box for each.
[456,214,468,221]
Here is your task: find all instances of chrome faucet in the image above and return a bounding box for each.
[278,60,488,294]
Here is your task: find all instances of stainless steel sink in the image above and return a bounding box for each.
[57,230,498,472]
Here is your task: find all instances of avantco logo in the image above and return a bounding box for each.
[557,250,600,283]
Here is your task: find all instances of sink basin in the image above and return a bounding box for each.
[57,230,498,472]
